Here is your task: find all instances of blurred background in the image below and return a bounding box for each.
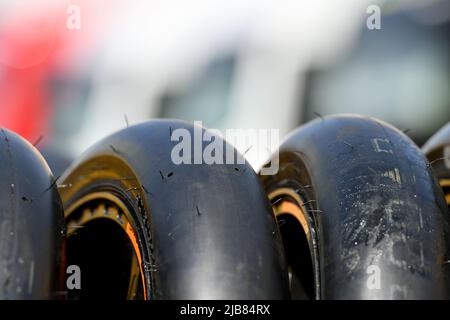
[0,0,448,175]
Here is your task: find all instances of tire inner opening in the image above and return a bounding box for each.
[66,218,144,299]
[277,213,315,299]
[442,184,450,211]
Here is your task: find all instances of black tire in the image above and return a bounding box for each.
[259,114,450,299]
[60,119,289,299]
[423,122,450,209]
[0,129,65,299]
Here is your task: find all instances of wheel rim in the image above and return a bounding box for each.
[65,192,147,299]
[268,187,318,299]
[440,179,450,208]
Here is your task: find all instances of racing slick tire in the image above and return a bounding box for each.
[59,119,289,300]
[422,122,450,210]
[0,129,65,299]
[259,114,450,299]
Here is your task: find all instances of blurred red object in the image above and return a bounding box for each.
[0,1,101,144]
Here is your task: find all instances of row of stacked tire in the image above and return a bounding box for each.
[0,115,449,299]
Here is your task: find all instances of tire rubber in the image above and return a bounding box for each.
[60,119,289,299]
[0,129,65,299]
[260,114,450,299]
[422,122,450,208]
